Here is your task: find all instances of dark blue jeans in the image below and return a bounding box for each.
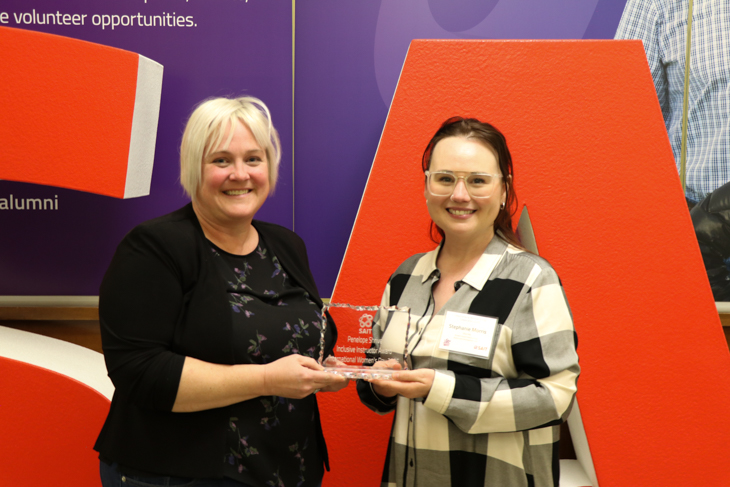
[100,461,253,487]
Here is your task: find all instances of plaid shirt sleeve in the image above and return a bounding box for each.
[423,261,579,434]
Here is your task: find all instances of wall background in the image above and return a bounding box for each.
[0,0,628,298]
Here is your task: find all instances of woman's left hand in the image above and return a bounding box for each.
[369,368,435,399]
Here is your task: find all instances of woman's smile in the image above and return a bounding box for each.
[446,207,476,217]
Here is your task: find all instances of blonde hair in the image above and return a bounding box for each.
[180,96,281,199]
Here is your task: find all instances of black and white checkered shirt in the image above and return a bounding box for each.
[357,236,579,487]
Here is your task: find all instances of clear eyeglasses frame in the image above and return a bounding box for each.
[425,170,503,199]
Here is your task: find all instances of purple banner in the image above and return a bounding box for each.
[0,0,293,295]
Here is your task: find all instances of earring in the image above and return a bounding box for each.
[500,202,506,210]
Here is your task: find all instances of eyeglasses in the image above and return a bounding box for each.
[425,171,502,198]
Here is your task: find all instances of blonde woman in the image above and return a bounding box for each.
[96,96,347,487]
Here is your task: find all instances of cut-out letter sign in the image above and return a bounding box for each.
[0,26,163,198]
[319,40,730,487]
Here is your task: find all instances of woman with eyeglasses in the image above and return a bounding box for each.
[357,117,580,487]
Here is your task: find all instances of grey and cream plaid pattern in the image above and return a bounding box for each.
[615,0,730,203]
[357,236,579,487]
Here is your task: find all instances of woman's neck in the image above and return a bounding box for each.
[431,231,494,315]
[437,229,495,278]
[192,201,258,255]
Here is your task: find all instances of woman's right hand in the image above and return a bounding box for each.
[368,359,402,398]
[262,354,347,399]
[368,360,434,399]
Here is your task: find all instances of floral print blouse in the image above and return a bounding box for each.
[209,236,332,487]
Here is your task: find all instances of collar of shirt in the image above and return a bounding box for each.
[419,236,509,290]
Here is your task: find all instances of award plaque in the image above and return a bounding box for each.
[317,302,412,378]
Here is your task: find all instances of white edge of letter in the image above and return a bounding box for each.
[125,54,164,199]
[0,325,114,400]
[567,398,599,487]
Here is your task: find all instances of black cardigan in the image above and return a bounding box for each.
[94,204,335,477]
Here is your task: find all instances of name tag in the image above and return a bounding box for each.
[439,311,499,359]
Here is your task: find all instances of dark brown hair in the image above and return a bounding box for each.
[422,116,523,249]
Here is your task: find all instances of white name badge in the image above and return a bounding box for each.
[439,311,499,359]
